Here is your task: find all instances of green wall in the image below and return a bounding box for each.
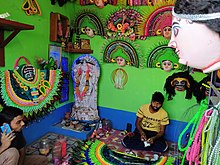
[0,1,207,122]
[0,0,75,107]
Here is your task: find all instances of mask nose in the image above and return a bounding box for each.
[168,40,177,49]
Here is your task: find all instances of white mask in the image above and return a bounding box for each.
[168,16,220,73]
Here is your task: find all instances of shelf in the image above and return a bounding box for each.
[64,47,93,54]
[0,18,34,66]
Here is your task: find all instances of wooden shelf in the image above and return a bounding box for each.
[0,18,34,66]
[64,47,93,54]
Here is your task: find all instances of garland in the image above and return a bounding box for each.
[208,134,220,165]
[206,103,220,165]
[201,108,218,164]
[186,109,212,165]
[75,63,90,101]
[177,100,208,165]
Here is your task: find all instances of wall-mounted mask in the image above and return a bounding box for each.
[81,26,95,38]
[164,71,203,103]
[111,47,130,67]
[154,48,180,72]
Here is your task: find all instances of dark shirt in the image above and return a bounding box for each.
[11,131,26,150]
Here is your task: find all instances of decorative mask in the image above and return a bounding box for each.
[168,15,220,73]
[81,26,95,38]
[18,64,35,81]
[164,71,203,103]
[154,47,180,71]
[111,47,130,67]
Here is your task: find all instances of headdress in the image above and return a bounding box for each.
[172,8,220,21]
[112,47,129,61]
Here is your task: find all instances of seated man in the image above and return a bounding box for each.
[122,91,169,152]
[0,106,48,165]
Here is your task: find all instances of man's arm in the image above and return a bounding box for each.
[18,147,25,165]
[135,117,147,141]
[147,125,166,144]
[0,145,6,154]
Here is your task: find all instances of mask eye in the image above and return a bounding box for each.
[172,27,179,36]
[171,80,178,86]
[179,80,186,86]
[172,23,180,37]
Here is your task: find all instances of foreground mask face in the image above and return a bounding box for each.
[168,16,220,73]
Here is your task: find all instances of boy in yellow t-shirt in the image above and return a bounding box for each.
[122,91,169,152]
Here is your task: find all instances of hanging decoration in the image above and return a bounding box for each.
[177,101,208,165]
[0,56,62,121]
[71,54,100,121]
[57,14,70,47]
[198,74,211,98]
[73,11,105,38]
[22,0,42,16]
[138,1,175,39]
[146,40,187,71]
[111,68,128,89]
[164,71,205,103]
[127,0,173,6]
[106,8,143,40]
[80,0,117,8]
[101,40,143,68]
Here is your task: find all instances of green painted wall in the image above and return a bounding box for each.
[0,0,75,107]
[0,1,207,123]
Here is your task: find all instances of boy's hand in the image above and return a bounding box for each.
[1,130,15,150]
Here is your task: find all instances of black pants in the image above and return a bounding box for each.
[122,128,168,153]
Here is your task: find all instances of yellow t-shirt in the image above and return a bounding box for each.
[136,104,169,133]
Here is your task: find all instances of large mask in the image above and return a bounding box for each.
[169,13,220,73]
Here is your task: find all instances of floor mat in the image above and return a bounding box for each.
[26,130,182,164]
[95,129,181,164]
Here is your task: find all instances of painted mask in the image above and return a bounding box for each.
[169,16,220,73]
[82,26,95,38]
[161,60,173,72]
[116,56,126,67]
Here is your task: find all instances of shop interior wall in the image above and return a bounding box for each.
[0,1,207,127]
